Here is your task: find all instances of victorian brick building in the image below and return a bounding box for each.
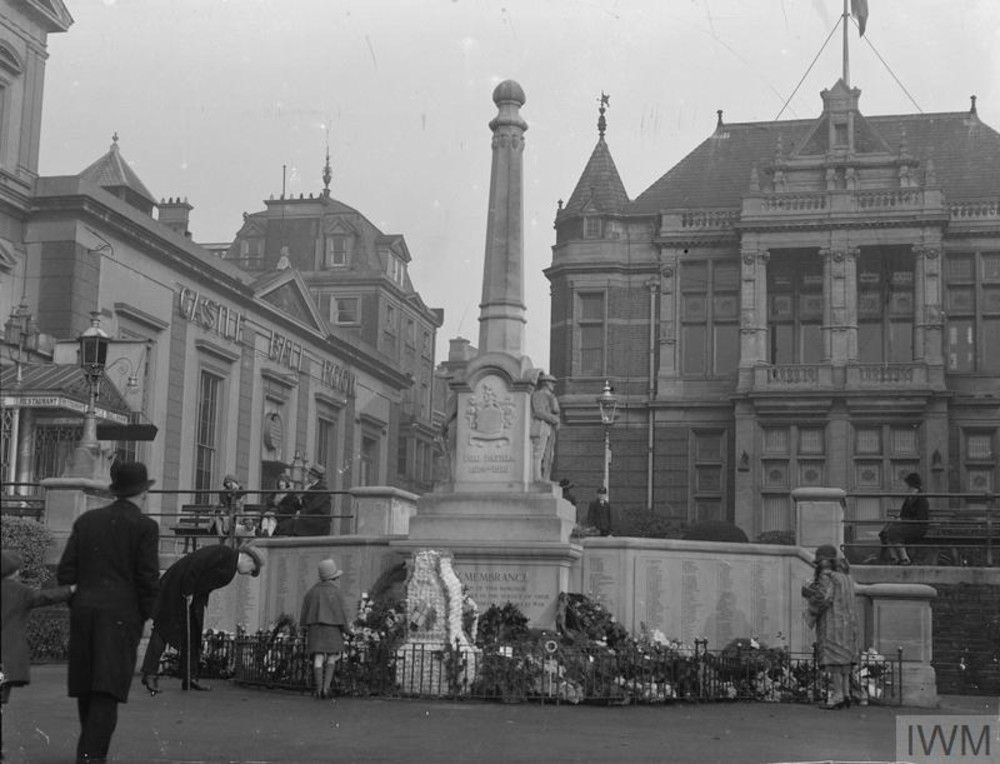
[548,83,1000,539]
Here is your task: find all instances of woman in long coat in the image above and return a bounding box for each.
[140,543,263,692]
[801,544,859,709]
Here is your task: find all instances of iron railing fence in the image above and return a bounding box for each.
[0,485,355,554]
[0,482,44,520]
[843,490,997,567]
[215,634,901,707]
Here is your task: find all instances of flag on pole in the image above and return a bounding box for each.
[851,0,869,36]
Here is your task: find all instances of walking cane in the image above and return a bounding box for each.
[184,593,193,689]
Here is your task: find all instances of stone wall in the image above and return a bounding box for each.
[853,565,1000,697]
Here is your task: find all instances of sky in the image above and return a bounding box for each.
[39,0,1000,368]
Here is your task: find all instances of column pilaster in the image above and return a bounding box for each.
[913,244,944,367]
[821,247,859,364]
[738,248,769,386]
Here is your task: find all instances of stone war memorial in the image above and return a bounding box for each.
[396,79,580,628]
[146,80,940,706]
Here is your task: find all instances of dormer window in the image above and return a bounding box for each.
[325,235,349,267]
[238,238,264,269]
[833,122,848,148]
[388,255,405,286]
[584,216,602,239]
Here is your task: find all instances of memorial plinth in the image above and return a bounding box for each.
[399,354,580,628]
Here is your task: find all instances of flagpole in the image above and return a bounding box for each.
[842,0,850,85]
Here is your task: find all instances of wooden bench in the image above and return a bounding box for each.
[910,507,998,566]
[171,504,218,553]
[171,503,268,553]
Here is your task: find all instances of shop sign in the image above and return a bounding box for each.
[2,395,130,424]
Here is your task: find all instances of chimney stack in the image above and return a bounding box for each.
[158,197,193,237]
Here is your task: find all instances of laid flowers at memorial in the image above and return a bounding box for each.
[856,647,892,702]
[394,549,481,696]
[161,628,238,680]
[338,592,406,696]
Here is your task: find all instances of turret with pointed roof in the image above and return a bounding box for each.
[78,134,157,216]
[555,94,629,228]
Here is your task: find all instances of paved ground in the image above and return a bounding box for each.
[2,665,993,763]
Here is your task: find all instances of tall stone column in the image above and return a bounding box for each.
[737,247,769,390]
[821,247,859,364]
[478,80,528,357]
[913,244,944,367]
[401,81,579,631]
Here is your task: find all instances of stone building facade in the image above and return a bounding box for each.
[548,81,1000,539]
[0,4,443,523]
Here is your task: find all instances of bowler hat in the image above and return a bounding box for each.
[904,472,922,489]
[318,558,342,581]
[814,544,838,564]
[109,461,156,498]
[308,463,326,479]
[238,544,265,577]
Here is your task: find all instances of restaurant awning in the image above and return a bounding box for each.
[1,363,134,425]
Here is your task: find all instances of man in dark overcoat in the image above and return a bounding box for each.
[139,542,264,693]
[57,461,160,764]
[292,463,332,536]
[587,486,613,536]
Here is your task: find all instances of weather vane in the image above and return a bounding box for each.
[598,92,610,139]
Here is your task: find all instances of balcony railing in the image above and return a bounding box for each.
[751,363,932,392]
[848,364,927,387]
[740,188,944,222]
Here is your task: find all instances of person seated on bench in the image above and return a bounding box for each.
[879,472,929,565]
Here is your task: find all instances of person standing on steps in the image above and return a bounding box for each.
[587,486,613,536]
[139,543,264,694]
[57,461,161,764]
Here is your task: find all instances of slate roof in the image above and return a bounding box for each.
[559,138,630,219]
[78,137,157,207]
[1,364,133,415]
[626,111,1000,215]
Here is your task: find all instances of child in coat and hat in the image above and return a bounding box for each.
[300,558,352,699]
[2,550,75,757]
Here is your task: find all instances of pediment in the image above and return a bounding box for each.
[254,270,327,333]
[321,216,360,236]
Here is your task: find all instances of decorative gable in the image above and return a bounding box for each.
[254,270,327,333]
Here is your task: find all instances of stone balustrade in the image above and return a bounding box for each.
[751,363,938,393]
[949,198,1000,220]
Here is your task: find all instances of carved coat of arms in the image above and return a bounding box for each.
[465,383,515,450]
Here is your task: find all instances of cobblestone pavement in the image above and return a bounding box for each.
[1,665,992,763]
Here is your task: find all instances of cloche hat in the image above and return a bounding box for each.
[813,544,838,564]
[318,558,342,581]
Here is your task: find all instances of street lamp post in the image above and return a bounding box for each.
[77,312,110,451]
[595,380,618,497]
